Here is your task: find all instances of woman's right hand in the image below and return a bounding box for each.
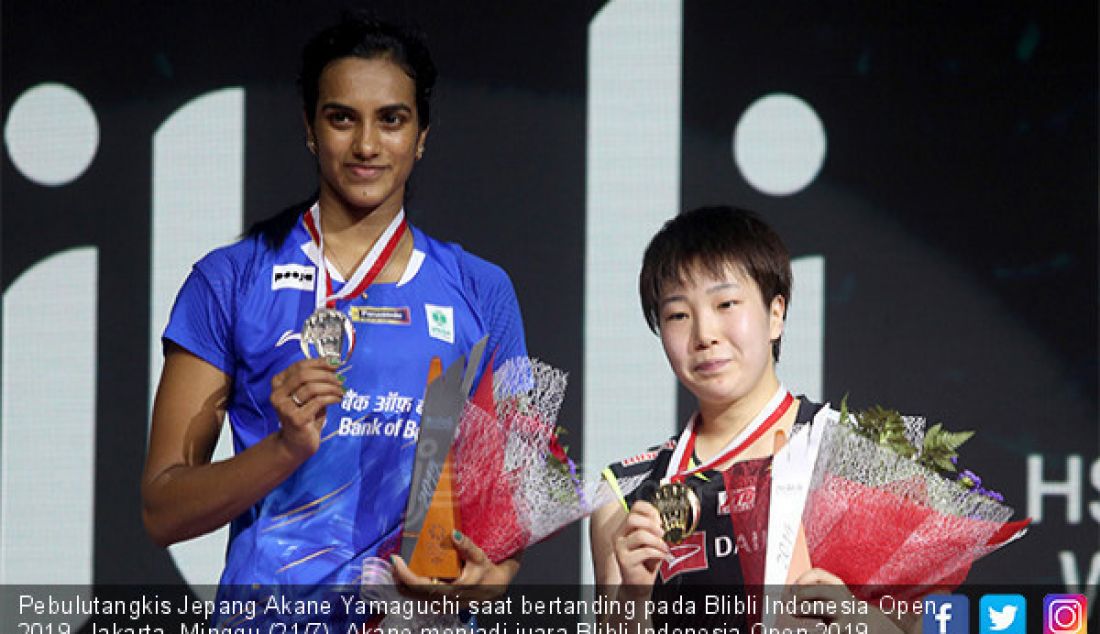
[611,500,671,595]
[270,358,345,460]
[145,347,345,546]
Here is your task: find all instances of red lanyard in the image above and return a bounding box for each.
[670,391,794,483]
[303,203,408,309]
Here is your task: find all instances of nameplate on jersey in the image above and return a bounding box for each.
[347,305,411,325]
[425,304,455,343]
[272,264,316,291]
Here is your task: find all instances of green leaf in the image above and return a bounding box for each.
[838,396,984,481]
[942,429,974,449]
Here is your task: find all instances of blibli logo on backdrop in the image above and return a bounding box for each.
[425,304,454,343]
[924,595,970,634]
[981,594,1026,634]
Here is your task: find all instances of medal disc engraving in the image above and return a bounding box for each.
[301,308,353,365]
[651,482,701,545]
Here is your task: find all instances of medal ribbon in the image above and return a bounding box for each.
[303,202,408,309]
[664,386,794,483]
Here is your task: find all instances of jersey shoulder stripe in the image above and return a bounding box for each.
[608,437,677,479]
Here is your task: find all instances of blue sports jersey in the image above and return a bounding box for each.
[163,212,526,603]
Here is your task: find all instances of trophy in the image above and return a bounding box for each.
[651,481,701,544]
[301,308,354,365]
[400,337,489,579]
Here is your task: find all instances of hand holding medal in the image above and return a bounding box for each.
[270,308,353,458]
[270,358,344,460]
[653,387,793,545]
[270,205,408,460]
[610,499,671,590]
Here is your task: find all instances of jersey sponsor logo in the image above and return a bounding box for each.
[272,264,315,291]
[349,305,411,325]
[719,486,756,515]
[335,415,419,440]
[714,534,738,558]
[334,391,423,439]
[425,304,454,343]
[621,450,658,467]
[658,531,709,582]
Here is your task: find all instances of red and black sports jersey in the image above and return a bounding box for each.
[604,398,823,627]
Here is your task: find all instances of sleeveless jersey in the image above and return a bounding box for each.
[604,399,823,628]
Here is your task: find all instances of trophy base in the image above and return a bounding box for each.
[406,450,462,580]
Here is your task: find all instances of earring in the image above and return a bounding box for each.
[307,139,317,154]
[416,146,425,159]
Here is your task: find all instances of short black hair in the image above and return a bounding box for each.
[299,14,436,129]
[639,206,792,361]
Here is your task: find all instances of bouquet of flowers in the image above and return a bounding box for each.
[725,399,1030,605]
[799,400,1029,601]
[449,355,637,562]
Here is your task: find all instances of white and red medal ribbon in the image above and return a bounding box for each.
[302,202,408,310]
[663,385,794,483]
[300,203,408,361]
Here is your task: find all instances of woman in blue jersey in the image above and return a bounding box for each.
[142,15,525,610]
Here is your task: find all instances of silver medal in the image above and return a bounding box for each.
[301,307,354,365]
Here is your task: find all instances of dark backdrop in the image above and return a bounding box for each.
[3,0,1095,596]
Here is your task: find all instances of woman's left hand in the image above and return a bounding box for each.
[783,568,910,634]
[390,530,520,602]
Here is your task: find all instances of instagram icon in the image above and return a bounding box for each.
[1045,595,1088,634]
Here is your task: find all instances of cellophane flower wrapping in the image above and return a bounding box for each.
[801,413,1018,602]
[451,356,646,563]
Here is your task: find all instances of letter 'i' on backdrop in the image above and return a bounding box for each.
[2,86,244,614]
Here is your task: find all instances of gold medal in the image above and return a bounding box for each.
[651,481,701,544]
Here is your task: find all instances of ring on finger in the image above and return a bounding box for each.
[290,391,305,407]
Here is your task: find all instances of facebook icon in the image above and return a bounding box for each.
[924,595,970,634]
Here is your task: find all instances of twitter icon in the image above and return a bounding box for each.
[980,594,1026,634]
